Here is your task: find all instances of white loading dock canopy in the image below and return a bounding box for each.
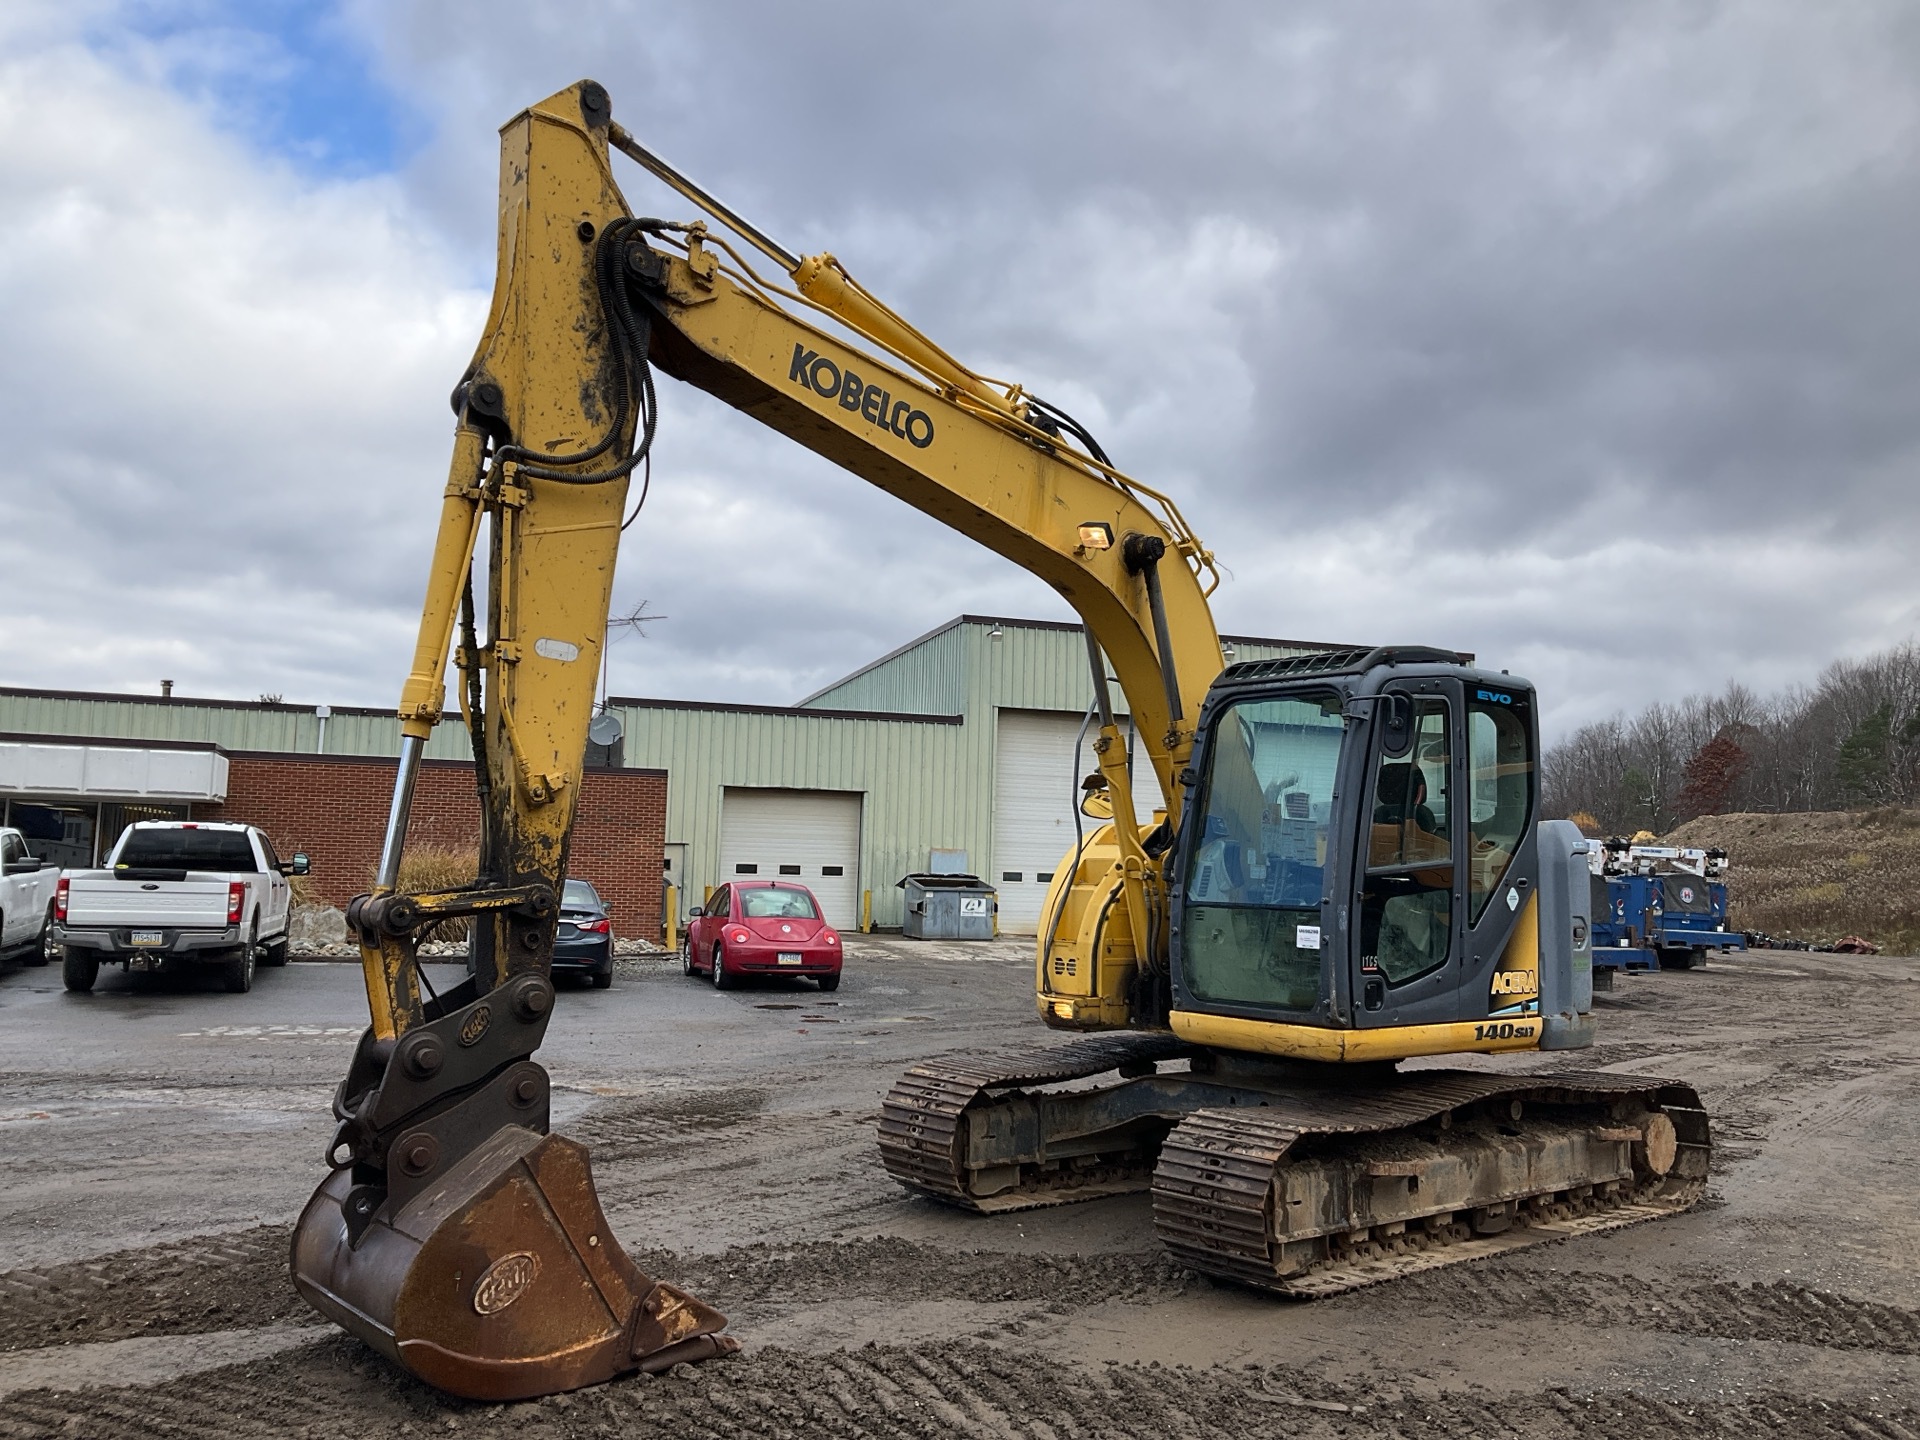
[0,741,228,801]
[992,710,1162,933]
[718,788,863,929]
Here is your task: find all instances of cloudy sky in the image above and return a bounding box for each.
[1,0,1915,740]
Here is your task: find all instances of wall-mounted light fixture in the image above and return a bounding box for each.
[988,624,1003,641]
[1221,642,1236,661]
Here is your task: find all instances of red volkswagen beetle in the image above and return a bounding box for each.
[682,880,842,991]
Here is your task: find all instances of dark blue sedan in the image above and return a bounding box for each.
[552,878,614,988]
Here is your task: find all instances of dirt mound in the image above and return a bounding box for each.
[0,1228,300,1354]
[567,1086,769,1162]
[1662,809,1920,951]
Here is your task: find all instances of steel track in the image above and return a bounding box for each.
[878,1037,1710,1295]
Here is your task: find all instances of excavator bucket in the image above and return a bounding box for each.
[290,915,736,1401]
[293,1125,735,1400]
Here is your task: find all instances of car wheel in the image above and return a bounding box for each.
[591,959,613,990]
[62,950,98,993]
[817,972,841,993]
[224,926,258,994]
[26,905,53,966]
[681,934,695,977]
[711,943,732,990]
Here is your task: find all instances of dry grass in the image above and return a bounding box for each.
[377,843,480,945]
[1663,810,1920,952]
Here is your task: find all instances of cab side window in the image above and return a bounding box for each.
[1467,698,1533,920]
[1360,698,1453,985]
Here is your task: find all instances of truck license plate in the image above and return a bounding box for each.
[777,952,803,965]
[130,931,166,946]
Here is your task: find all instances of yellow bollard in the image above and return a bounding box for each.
[861,889,873,933]
[663,882,678,952]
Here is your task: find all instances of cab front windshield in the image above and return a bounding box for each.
[1180,692,1344,1011]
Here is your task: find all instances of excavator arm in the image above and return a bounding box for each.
[290,83,738,1401]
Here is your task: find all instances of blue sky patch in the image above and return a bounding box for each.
[100,1,423,177]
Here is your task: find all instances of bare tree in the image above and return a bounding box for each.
[1542,637,1920,827]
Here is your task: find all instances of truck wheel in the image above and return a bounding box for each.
[62,951,98,993]
[26,905,53,966]
[1657,946,1697,971]
[224,927,258,994]
[263,935,290,968]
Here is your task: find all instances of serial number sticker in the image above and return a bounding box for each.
[777,952,804,965]
[1295,924,1322,950]
[1474,1022,1536,1041]
[130,931,166,946]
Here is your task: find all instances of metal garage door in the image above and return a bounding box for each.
[719,788,862,929]
[992,711,1162,933]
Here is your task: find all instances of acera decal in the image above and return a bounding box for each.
[1490,968,1537,996]
[788,344,934,448]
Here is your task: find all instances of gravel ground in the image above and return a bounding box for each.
[1,937,1916,1437]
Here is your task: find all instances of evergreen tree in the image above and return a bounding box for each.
[1836,703,1893,803]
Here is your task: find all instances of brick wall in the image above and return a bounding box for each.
[201,754,667,940]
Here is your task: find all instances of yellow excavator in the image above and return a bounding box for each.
[290,80,1709,1399]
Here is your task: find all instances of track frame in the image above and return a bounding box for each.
[879,1036,1709,1296]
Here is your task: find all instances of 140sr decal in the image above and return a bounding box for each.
[1474,1021,1536,1041]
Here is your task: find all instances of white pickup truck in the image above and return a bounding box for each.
[1,826,61,966]
[53,821,309,995]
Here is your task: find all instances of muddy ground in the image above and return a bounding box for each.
[1,937,1916,1438]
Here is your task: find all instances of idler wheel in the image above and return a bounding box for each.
[1632,1111,1678,1178]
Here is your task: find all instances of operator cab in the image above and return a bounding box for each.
[1170,646,1539,1035]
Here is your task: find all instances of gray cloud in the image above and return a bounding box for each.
[3,1,1916,744]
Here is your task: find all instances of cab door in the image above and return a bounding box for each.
[1456,688,1541,1016]
[1350,680,1470,1027]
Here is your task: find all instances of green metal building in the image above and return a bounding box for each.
[0,615,1327,932]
